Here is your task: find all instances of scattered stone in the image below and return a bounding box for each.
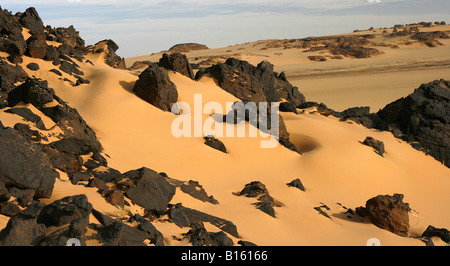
[362,136,385,156]
[365,194,411,236]
[314,206,332,220]
[26,62,39,71]
[287,178,305,191]
[238,181,277,218]
[204,136,227,153]
[49,68,62,76]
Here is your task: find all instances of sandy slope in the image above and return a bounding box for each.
[2,24,450,246]
[5,50,449,246]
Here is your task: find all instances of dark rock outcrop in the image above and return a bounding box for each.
[158,52,194,79]
[132,63,178,112]
[365,194,411,236]
[377,79,450,167]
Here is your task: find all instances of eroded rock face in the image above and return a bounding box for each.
[365,194,411,236]
[132,63,178,112]
[377,79,450,168]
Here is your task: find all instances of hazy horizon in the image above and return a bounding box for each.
[1,0,449,58]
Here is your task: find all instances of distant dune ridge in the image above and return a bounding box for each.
[1,6,450,246]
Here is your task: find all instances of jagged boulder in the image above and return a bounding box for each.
[26,34,47,59]
[18,7,44,35]
[132,63,178,112]
[0,202,46,246]
[37,194,92,227]
[118,167,176,213]
[365,194,411,236]
[158,52,194,79]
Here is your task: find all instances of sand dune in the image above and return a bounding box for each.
[15,53,446,246]
[1,13,449,246]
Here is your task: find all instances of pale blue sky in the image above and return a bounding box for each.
[1,0,449,58]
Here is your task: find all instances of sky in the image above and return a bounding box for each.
[1,0,449,58]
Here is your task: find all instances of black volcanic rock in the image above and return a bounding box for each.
[132,63,178,112]
[158,52,194,79]
[195,59,267,103]
[37,194,92,227]
[0,202,46,246]
[362,136,385,156]
[120,167,176,213]
[238,181,277,218]
[287,178,305,191]
[0,59,28,84]
[422,225,450,243]
[26,62,39,71]
[204,136,227,153]
[196,58,303,153]
[19,7,44,35]
[0,126,58,198]
[7,78,53,108]
[377,79,450,167]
